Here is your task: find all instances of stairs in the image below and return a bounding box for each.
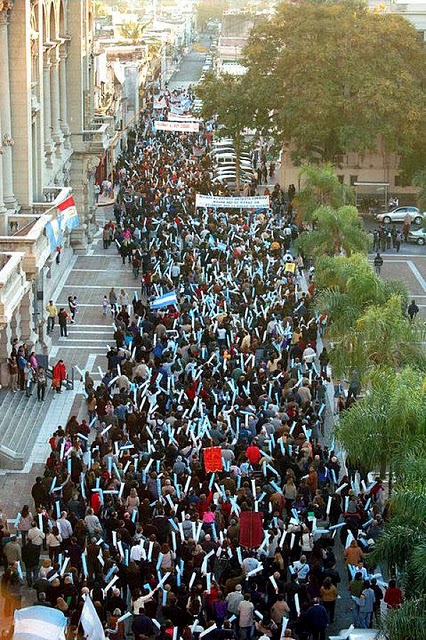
[0,390,52,470]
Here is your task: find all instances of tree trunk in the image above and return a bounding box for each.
[380,457,387,481]
[235,129,241,194]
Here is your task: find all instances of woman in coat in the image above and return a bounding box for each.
[52,359,67,394]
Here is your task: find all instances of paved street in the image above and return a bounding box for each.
[0,47,417,638]
[367,250,426,318]
[168,39,209,91]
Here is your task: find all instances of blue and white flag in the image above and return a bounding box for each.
[81,595,106,640]
[14,606,67,640]
[151,290,178,309]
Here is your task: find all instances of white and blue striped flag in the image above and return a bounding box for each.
[151,290,178,309]
[14,606,67,640]
[81,594,106,639]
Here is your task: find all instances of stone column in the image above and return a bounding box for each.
[0,322,13,387]
[59,45,71,149]
[0,5,17,210]
[50,49,63,157]
[43,51,54,167]
[0,119,7,235]
[18,287,37,348]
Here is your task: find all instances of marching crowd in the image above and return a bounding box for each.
[0,90,398,640]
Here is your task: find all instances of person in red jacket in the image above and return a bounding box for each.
[384,579,403,609]
[246,441,261,466]
[52,359,67,394]
[197,491,213,519]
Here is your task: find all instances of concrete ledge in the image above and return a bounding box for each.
[0,444,24,470]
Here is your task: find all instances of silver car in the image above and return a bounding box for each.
[376,206,425,225]
[407,228,426,245]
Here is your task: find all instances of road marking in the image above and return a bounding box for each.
[53,345,107,350]
[57,324,113,328]
[58,338,107,342]
[61,285,131,289]
[84,353,98,373]
[368,254,426,258]
[71,269,126,273]
[78,254,122,258]
[407,261,426,293]
[57,303,136,309]
[65,330,112,335]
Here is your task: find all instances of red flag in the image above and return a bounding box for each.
[239,511,263,548]
[203,447,223,472]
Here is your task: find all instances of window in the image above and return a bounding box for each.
[394,174,411,188]
[336,175,344,184]
[350,175,358,186]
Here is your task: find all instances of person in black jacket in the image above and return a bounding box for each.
[22,540,41,587]
[306,598,329,640]
[31,477,50,509]
[132,610,154,639]
[408,298,419,320]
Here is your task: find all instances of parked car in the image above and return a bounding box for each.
[376,206,425,224]
[335,629,385,640]
[214,158,253,171]
[407,228,426,245]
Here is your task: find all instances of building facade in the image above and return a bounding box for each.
[0,0,113,383]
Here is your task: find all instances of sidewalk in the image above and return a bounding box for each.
[0,206,129,517]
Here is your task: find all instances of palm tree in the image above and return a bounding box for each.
[381,596,426,640]
[120,20,147,45]
[337,367,426,477]
[326,295,425,379]
[94,0,108,17]
[366,448,426,639]
[294,164,355,222]
[295,205,370,258]
[314,254,415,378]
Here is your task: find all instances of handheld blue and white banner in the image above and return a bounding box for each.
[151,290,178,309]
[14,606,67,640]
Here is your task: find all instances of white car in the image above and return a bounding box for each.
[408,228,426,245]
[376,206,425,225]
[334,630,385,640]
[214,159,253,171]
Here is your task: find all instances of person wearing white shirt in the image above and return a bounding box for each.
[302,346,316,369]
[56,512,73,544]
[28,523,45,547]
[293,555,310,581]
[130,539,146,562]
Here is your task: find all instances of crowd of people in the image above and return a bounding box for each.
[0,89,398,640]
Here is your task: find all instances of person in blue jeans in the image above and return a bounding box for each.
[358,580,375,628]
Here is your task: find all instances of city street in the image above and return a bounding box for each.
[0,33,421,640]
[168,38,210,91]
[364,215,426,318]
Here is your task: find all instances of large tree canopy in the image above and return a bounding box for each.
[196,73,257,189]
[243,1,426,162]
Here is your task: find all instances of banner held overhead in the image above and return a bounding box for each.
[154,120,200,133]
[195,194,270,209]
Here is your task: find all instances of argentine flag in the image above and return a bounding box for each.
[80,594,106,639]
[151,290,178,310]
[14,606,67,640]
